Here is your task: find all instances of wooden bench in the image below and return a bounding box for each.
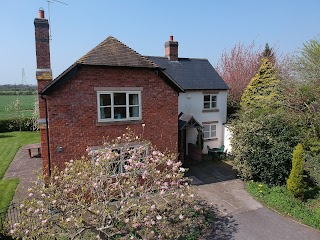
[24,143,41,158]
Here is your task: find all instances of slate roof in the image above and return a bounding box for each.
[77,36,159,68]
[145,56,229,90]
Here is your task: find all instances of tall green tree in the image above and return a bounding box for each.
[241,57,283,110]
[231,56,301,185]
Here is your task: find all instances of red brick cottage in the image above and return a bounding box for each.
[34,10,183,176]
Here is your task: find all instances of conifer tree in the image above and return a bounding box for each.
[287,143,306,198]
[241,57,282,110]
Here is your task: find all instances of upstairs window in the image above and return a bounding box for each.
[203,94,217,109]
[97,91,141,122]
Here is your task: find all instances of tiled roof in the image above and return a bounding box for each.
[40,36,184,94]
[77,36,159,68]
[146,56,229,90]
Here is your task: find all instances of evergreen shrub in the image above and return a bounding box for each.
[287,143,306,197]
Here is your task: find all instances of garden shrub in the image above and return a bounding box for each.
[305,139,320,188]
[0,117,36,132]
[231,109,301,185]
[287,143,306,197]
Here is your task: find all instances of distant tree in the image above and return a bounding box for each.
[240,57,283,110]
[287,143,306,198]
[5,97,24,131]
[294,37,320,84]
[261,43,275,64]
[215,42,261,108]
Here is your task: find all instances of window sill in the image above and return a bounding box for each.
[96,120,144,126]
[204,138,218,142]
[202,109,219,113]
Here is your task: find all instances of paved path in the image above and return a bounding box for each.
[4,145,42,204]
[185,159,320,240]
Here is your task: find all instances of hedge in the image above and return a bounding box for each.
[0,117,37,132]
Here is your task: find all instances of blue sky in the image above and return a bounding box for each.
[1,0,319,85]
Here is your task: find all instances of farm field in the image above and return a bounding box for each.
[0,95,37,119]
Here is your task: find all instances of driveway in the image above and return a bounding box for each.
[185,159,320,240]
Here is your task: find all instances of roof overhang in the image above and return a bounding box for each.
[40,64,184,95]
[178,112,203,130]
[40,63,79,95]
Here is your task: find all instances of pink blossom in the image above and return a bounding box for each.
[133,222,140,228]
[156,215,162,220]
[166,160,173,166]
[28,192,33,197]
[179,214,184,220]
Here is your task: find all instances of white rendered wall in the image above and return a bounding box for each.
[178,90,228,154]
[224,125,232,154]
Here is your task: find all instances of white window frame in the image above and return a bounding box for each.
[203,123,217,140]
[91,142,149,176]
[203,94,217,110]
[97,91,142,122]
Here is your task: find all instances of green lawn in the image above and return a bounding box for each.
[0,95,37,119]
[0,131,40,227]
[246,181,320,230]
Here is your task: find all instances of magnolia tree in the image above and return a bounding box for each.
[215,41,261,107]
[7,130,210,239]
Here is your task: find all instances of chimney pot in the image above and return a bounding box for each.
[165,36,178,61]
[38,8,45,19]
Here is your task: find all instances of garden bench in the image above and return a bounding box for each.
[24,143,41,158]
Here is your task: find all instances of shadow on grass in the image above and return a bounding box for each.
[0,134,13,139]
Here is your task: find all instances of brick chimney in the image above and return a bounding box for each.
[34,8,52,177]
[165,35,178,61]
[34,8,52,83]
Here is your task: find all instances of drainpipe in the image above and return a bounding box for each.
[40,94,51,177]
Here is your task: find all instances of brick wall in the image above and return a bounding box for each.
[188,143,202,162]
[42,66,179,170]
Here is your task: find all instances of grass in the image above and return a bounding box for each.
[246,181,320,230]
[0,131,40,230]
[0,95,37,119]
[0,132,40,179]
[0,179,19,209]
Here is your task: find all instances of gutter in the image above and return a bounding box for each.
[40,93,51,177]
